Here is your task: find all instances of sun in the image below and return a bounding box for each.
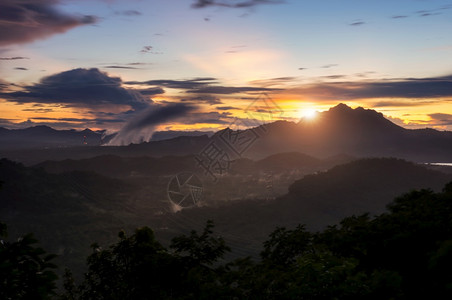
[300,108,318,120]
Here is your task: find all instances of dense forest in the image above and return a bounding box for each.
[2,181,452,299]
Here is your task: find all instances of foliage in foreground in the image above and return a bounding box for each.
[0,222,58,299]
[2,182,452,299]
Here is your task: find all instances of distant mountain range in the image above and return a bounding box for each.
[1,104,452,164]
[150,130,214,141]
[0,126,213,150]
[0,125,105,150]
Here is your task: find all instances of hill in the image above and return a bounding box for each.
[167,158,452,255]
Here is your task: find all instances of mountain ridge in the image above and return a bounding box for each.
[2,103,452,164]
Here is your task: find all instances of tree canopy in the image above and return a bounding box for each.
[2,181,452,299]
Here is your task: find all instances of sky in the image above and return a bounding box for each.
[1,0,452,141]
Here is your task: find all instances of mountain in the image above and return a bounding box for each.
[0,126,213,151]
[0,125,105,150]
[172,158,452,248]
[150,130,214,141]
[0,158,142,277]
[0,134,211,165]
[243,104,452,161]
[2,104,452,164]
[284,158,451,226]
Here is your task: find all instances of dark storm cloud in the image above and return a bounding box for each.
[191,0,284,9]
[125,78,218,89]
[2,68,150,110]
[0,56,29,60]
[0,0,98,46]
[291,74,452,100]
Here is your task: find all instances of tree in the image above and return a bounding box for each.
[74,226,174,300]
[66,220,231,300]
[170,219,230,266]
[0,221,58,299]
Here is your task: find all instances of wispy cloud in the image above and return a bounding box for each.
[125,78,218,89]
[0,56,29,60]
[186,85,280,94]
[286,74,452,101]
[349,20,365,26]
[115,10,142,16]
[428,113,452,126]
[140,46,163,54]
[103,65,140,69]
[140,46,153,53]
[321,64,339,69]
[138,87,165,96]
[391,15,408,19]
[181,95,222,105]
[216,106,239,110]
[191,0,284,9]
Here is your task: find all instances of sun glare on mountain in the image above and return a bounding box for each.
[300,108,318,120]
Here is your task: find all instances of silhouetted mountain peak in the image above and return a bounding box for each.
[321,103,403,133]
[327,103,382,118]
[25,125,55,132]
[329,103,353,112]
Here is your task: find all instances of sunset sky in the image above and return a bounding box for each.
[1,0,452,136]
